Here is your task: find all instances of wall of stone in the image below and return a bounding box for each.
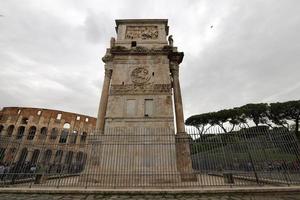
[0,107,96,172]
[105,54,174,129]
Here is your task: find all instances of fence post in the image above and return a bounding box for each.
[218,134,228,171]
[242,133,260,185]
[247,151,259,184]
[56,173,61,188]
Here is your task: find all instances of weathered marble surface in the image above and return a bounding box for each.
[92,19,194,185]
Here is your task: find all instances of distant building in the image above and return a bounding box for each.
[0,107,96,173]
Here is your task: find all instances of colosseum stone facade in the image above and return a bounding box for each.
[0,107,96,175]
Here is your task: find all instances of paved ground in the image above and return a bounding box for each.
[2,186,300,199]
[0,173,298,199]
[12,174,258,188]
[1,193,300,199]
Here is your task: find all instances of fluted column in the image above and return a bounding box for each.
[96,66,113,134]
[170,62,185,134]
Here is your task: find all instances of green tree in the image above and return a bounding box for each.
[186,100,300,136]
[185,113,211,134]
[240,103,269,127]
[185,108,244,133]
[209,109,240,133]
[269,102,290,129]
[269,100,300,137]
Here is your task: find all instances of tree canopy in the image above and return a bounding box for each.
[185,100,300,138]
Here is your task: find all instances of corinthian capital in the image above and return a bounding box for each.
[102,52,114,63]
[168,52,184,65]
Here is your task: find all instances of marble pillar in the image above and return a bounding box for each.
[170,62,185,134]
[170,60,197,182]
[96,66,112,133]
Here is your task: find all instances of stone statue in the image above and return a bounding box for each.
[110,37,116,48]
[168,35,173,46]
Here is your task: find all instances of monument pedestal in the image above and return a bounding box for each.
[80,131,181,187]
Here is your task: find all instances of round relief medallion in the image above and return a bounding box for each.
[131,67,151,84]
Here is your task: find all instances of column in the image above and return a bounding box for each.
[170,62,185,134]
[96,66,112,134]
[170,55,197,182]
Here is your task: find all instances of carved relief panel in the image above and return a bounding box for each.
[110,64,172,95]
[110,84,172,95]
[131,67,151,85]
[125,26,158,40]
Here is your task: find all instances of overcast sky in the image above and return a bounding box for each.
[0,0,299,119]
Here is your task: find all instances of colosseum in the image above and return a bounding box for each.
[0,107,96,177]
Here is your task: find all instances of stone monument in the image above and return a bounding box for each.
[83,19,196,186]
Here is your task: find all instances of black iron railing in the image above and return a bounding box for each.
[0,127,299,188]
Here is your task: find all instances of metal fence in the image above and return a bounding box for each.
[0,127,299,188]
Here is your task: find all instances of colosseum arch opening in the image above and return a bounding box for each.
[0,125,4,135]
[5,148,16,164]
[0,148,5,161]
[17,148,28,164]
[27,126,36,140]
[31,149,40,164]
[59,123,70,144]
[16,126,25,139]
[69,130,78,144]
[54,150,63,164]
[39,127,47,140]
[42,149,52,165]
[6,125,14,137]
[50,128,58,140]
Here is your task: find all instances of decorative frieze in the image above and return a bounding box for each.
[110,84,172,95]
[110,45,173,55]
[125,26,159,40]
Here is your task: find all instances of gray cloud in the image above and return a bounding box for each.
[180,0,300,117]
[0,0,299,119]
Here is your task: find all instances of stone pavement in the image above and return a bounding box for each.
[1,186,300,199]
[12,173,256,188]
[0,193,300,200]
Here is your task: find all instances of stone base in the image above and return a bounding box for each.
[180,173,198,182]
[80,131,181,186]
[79,172,181,187]
[175,133,197,182]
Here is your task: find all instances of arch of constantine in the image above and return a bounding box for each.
[81,19,196,185]
[0,19,299,190]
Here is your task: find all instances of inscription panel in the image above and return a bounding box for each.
[125,26,158,40]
